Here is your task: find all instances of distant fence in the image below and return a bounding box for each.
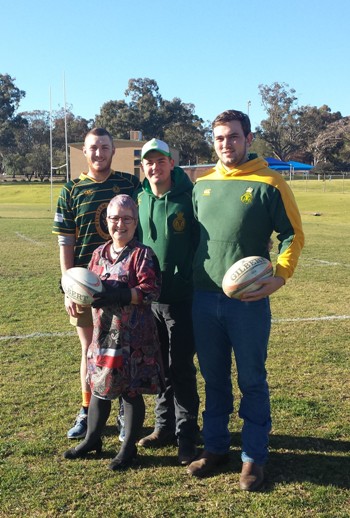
[0,174,66,184]
[182,165,350,194]
[283,172,350,193]
[2,170,350,193]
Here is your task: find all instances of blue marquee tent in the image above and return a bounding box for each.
[288,160,314,171]
[265,157,314,171]
[265,157,291,170]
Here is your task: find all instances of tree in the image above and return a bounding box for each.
[95,100,137,139]
[0,74,27,172]
[295,105,342,164]
[20,110,50,147]
[0,73,25,121]
[95,78,211,163]
[26,143,52,179]
[249,135,274,159]
[256,82,348,168]
[313,116,350,167]
[1,152,27,178]
[164,122,211,164]
[13,109,92,179]
[53,108,92,147]
[256,82,300,161]
[96,78,163,139]
[124,77,163,138]
[161,98,211,163]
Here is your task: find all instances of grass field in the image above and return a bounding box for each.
[0,182,349,517]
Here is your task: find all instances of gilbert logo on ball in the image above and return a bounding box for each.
[61,267,104,306]
[222,256,273,299]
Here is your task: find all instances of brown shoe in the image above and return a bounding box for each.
[239,462,264,491]
[187,450,230,478]
[138,429,176,448]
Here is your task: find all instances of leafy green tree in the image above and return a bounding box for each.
[161,98,211,163]
[10,110,52,179]
[1,152,27,178]
[95,78,211,163]
[313,116,350,167]
[164,122,211,164]
[20,110,50,148]
[0,74,27,173]
[95,100,137,139]
[295,105,342,164]
[53,108,92,147]
[160,98,199,129]
[249,135,274,159]
[53,109,92,177]
[124,77,163,138]
[255,82,300,161]
[256,82,348,168]
[13,108,91,179]
[160,97,211,164]
[0,74,25,121]
[26,143,52,179]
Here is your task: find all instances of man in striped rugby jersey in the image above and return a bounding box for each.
[53,128,140,439]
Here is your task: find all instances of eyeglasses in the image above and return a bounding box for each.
[107,216,135,224]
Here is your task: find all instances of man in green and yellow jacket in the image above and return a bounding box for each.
[187,110,304,490]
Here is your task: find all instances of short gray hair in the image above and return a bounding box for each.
[107,194,138,220]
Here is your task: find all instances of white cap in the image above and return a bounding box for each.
[141,138,171,160]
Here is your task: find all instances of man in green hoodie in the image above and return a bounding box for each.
[187,110,304,490]
[136,138,199,466]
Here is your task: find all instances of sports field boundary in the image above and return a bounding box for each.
[1,314,350,342]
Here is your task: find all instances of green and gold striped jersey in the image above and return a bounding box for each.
[52,171,140,267]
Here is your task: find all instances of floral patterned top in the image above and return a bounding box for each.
[87,237,163,399]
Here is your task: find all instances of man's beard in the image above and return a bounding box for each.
[221,145,248,167]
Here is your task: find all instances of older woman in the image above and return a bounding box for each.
[64,194,163,470]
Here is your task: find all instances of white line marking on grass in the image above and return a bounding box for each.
[0,331,75,342]
[1,315,350,342]
[15,232,43,245]
[314,259,350,267]
[272,315,350,323]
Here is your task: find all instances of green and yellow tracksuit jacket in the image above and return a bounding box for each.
[192,157,304,292]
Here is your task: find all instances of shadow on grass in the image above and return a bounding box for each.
[267,433,350,490]
[226,432,350,490]
[266,450,350,490]
[270,433,350,453]
[101,428,350,489]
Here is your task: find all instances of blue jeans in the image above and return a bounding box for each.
[192,290,272,465]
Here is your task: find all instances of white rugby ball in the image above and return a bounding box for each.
[61,267,104,306]
[222,256,273,299]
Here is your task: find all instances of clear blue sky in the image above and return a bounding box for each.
[2,0,349,132]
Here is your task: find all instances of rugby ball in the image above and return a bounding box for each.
[222,256,273,299]
[61,267,104,306]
